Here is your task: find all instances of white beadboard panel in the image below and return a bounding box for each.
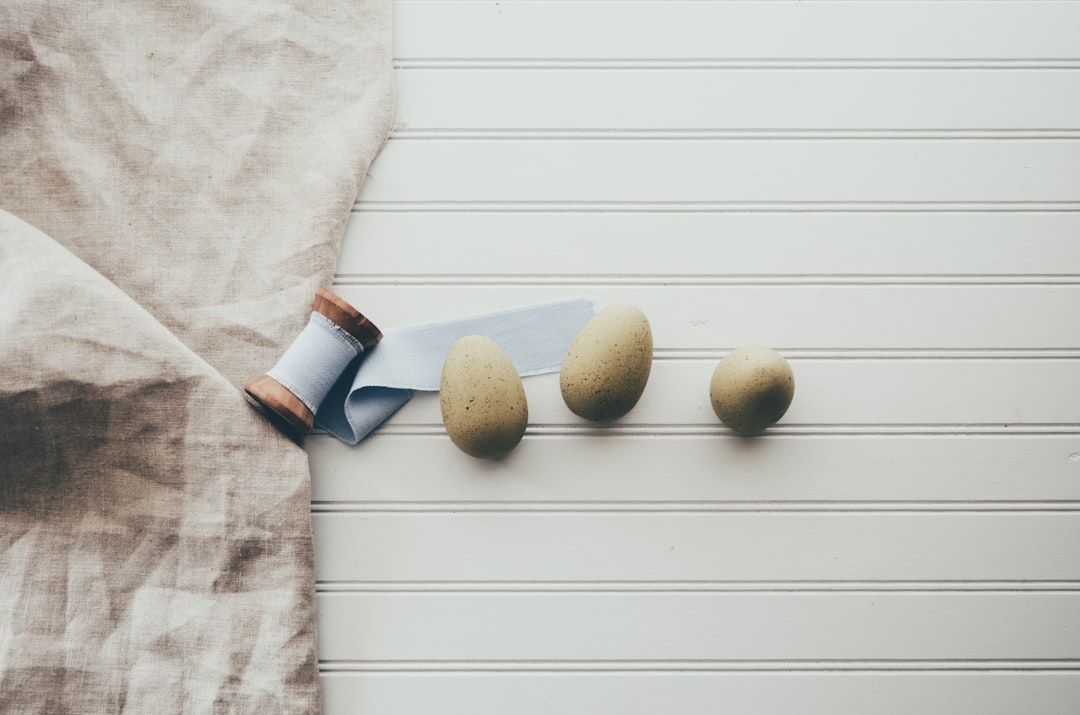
[321,672,1080,715]
[308,434,1080,504]
[315,592,1080,661]
[311,512,1080,582]
[393,69,1080,132]
[331,285,1080,351]
[358,140,1080,204]
[353,360,1080,427]
[394,2,1080,62]
[339,212,1080,278]
[316,1,1080,710]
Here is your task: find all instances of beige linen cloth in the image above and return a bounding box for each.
[0,2,393,712]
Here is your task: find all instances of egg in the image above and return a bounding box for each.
[709,346,794,434]
[560,304,653,422]
[440,335,528,458]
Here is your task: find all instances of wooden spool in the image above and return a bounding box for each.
[244,288,382,438]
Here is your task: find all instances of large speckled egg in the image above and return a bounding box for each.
[440,335,528,458]
[709,346,794,434]
[560,304,653,422]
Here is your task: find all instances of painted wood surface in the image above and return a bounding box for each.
[314,1,1080,711]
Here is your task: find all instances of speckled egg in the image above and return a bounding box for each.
[440,335,528,458]
[560,304,653,422]
[709,346,794,434]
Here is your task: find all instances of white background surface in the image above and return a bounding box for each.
[310,2,1080,712]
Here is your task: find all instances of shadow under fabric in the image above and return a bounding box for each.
[0,2,393,713]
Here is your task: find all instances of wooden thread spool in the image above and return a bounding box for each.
[245,288,382,438]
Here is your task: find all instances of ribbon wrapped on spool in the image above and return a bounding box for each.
[244,288,381,437]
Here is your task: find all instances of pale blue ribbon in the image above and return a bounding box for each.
[266,312,365,416]
[313,297,595,444]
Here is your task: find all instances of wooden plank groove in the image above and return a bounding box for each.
[311,512,1080,582]
[398,60,1080,71]
[338,212,1080,276]
[312,503,1080,513]
[321,660,1080,673]
[392,68,1080,132]
[357,425,1080,438]
[358,140,1080,204]
[394,2,1080,61]
[315,591,1080,661]
[320,671,1080,715]
[313,581,1080,593]
[336,275,1080,287]
[309,433,1080,504]
[332,285,1080,351]
[393,131,1080,141]
[353,201,1080,212]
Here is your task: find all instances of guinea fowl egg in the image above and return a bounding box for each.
[440,335,528,458]
[709,346,794,434]
[560,304,653,422]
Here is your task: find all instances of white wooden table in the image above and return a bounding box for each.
[309,2,1080,712]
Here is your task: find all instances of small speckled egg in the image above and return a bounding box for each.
[560,304,653,422]
[709,346,794,434]
[440,335,528,458]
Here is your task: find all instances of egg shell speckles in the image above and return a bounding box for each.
[709,346,795,434]
[440,335,528,458]
[560,304,653,422]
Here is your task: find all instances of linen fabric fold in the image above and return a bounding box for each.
[0,1,394,712]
